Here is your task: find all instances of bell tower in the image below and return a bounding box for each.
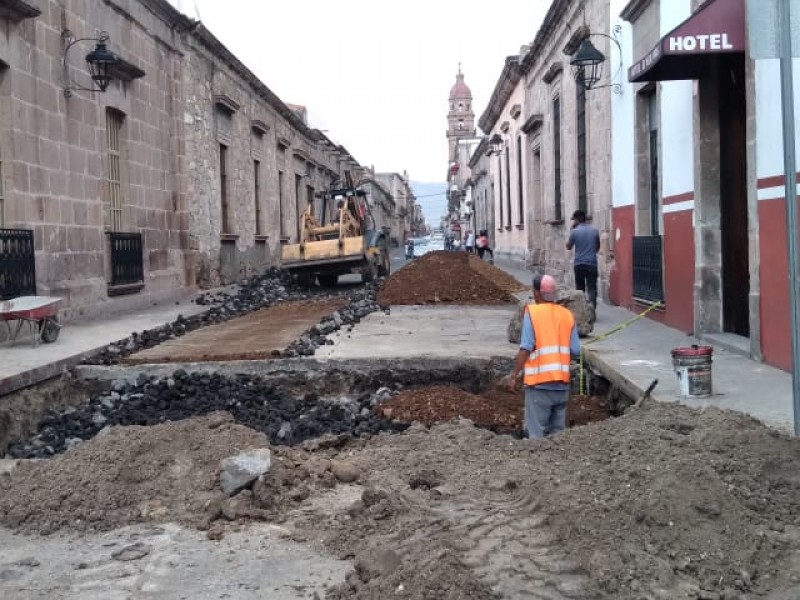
[446,64,475,159]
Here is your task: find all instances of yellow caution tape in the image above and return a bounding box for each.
[578,301,663,395]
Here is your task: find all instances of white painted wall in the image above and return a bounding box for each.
[659,1,695,200]
[611,0,635,208]
[755,58,800,200]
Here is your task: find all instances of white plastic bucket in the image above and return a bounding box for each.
[671,345,713,398]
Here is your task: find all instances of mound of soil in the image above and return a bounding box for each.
[467,254,528,294]
[380,385,522,432]
[313,402,800,600]
[378,383,610,433]
[378,252,517,305]
[0,413,268,533]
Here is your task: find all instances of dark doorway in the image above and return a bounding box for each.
[718,55,749,337]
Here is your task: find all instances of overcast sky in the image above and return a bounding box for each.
[169,0,550,184]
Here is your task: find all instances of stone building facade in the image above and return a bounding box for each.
[375,172,415,243]
[0,0,193,321]
[478,55,528,265]
[181,25,355,287]
[519,0,613,293]
[466,137,495,246]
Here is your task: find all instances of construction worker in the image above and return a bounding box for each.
[507,274,580,438]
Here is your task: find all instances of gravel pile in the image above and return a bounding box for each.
[5,371,406,459]
[85,270,385,365]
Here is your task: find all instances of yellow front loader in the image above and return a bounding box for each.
[280,183,390,286]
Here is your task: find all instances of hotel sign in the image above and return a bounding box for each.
[629,0,745,82]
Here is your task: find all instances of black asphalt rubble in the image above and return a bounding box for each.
[83,269,386,365]
[6,370,408,458]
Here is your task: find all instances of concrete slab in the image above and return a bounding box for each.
[124,298,346,365]
[582,303,794,432]
[0,300,207,397]
[314,305,518,360]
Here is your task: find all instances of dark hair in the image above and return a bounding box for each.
[532,274,543,291]
[572,210,587,222]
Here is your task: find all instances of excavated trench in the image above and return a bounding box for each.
[3,358,625,459]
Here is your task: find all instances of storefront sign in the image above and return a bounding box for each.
[667,33,735,53]
[628,0,745,82]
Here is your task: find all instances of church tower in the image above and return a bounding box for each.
[446,65,475,160]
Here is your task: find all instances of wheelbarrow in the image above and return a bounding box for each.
[0,296,63,347]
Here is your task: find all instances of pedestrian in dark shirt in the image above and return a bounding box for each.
[566,210,600,308]
[476,230,494,263]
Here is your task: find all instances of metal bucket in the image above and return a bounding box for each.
[671,345,713,398]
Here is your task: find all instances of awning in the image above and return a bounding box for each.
[629,0,745,83]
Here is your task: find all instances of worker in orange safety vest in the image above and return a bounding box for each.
[507,274,580,438]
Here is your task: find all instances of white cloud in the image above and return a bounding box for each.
[168,1,550,183]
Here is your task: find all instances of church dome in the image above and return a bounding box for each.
[449,72,472,99]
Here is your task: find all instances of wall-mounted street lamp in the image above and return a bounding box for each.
[62,30,121,97]
[489,133,504,154]
[569,25,623,94]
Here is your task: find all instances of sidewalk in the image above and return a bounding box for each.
[0,299,207,396]
[492,258,794,433]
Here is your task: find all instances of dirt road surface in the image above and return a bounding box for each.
[3,401,800,599]
[123,298,346,364]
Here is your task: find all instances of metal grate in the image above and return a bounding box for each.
[108,232,143,286]
[106,109,124,232]
[0,228,36,300]
[632,235,664,303]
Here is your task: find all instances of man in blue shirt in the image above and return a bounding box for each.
[566,209,600,308]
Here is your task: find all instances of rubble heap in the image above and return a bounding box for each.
[5,371,406,459]
[378,252,519,305]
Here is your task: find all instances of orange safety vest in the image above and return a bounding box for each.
[523,303,575,387]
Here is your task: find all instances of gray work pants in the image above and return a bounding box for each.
[524,387,569,438]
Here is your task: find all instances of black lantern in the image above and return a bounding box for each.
[568,25,624,93]
[571,38,606,90]
[62,30,121,97]
[85,41,119,92]
[489,133,504,154]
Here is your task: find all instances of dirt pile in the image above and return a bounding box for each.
[378,252,519,305]
[307,401,800,599]
[378,383,610,433]
[467,253,528,294]
[0,413,269,533]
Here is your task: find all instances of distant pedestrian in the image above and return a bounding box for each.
[476,230,494,263]
[465,231,475,254]
[566,210,600,308]
[507,274,580,438]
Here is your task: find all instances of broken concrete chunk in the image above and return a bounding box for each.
[219,448,272,496]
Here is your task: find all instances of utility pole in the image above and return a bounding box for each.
[778,0,800,436]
